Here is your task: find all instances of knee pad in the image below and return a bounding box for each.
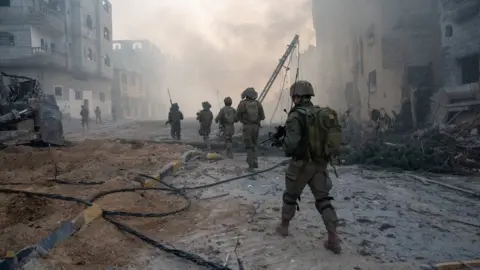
[315,196,334,213]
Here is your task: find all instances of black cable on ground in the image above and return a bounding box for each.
[0,160,288,269]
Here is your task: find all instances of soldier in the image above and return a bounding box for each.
[196,101,214,148]
[80,105,89,132]
[236,87,265,171]
[276,80,342,254]
[166,103,183,140]
[215,96,236,158]
[95,106,102,124]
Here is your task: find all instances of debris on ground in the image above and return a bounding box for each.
[341,123,480,175]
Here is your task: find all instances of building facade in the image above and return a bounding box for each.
[436,0,480,125]
[0,0,113,119]
[111,39,165,120]
[312,0,441,126]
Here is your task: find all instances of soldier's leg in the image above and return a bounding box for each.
[177,126,181,140]
[276,161,311,236]
[242,125,254,170]
[225,132,233,158]
[170,127,175,139]
[308,168,341,254]
[252,125,260,168]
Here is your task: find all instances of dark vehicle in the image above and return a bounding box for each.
[0,72,64,146]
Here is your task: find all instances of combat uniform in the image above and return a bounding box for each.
[235,87,265,170]
[276,80,342,254]
[215,97,236,158]
[197,101,214,148]
[167,103,183,140]
[80,105,89,131]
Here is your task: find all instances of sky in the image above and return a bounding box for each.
[109,0,315,117]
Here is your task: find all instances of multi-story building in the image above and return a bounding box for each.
[0,0,113,119]
[436,0,480,124]
[312,0,441,126]
[111,39,165,120]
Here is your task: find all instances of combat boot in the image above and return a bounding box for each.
[324,230,342,254]
[275,219,289,237]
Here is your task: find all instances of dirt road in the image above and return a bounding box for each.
[1,120,478,269]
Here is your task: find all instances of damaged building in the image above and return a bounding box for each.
[312,0,441,127]
[436,0,480,125]
[111,40,165,120]
[0,0,114,119]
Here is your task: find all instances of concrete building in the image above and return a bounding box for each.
[312,0,441,126]
[436,0,480,125]
[111,39,165,120]
[0,0,114,119]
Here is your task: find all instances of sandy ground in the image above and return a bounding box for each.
[1,120,478,269]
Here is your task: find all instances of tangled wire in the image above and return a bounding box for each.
[0,160,288,269]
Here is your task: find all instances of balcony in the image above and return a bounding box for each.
[0,6,65,36]
[0,46,67,69]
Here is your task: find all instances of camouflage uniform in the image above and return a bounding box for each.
[236,87,265,170]
[167,103,183,140]
[276,80,342,254]
[215,97,236,158]
[197,101,214,148]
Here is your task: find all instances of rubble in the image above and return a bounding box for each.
[341,123,480,175]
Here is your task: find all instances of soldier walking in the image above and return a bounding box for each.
[166,103,183,140]
[235,87,265,171]
[276,80,342,254]
[80,105,89,132]
[95,106,102,124]
[215,96,236,158]
[196,101,214,149]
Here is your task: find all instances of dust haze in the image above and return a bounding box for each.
[110,0,315,118]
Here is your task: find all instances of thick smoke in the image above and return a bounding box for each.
[110,0,314,117]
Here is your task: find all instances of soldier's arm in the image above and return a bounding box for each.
[168,111,173,122]
[257,101,266,121]
[235,102,244,123]
[179,111,184,120]
[196,112,200,121]
[282,112,302,156]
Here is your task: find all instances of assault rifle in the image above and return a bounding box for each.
[261,109,288,147]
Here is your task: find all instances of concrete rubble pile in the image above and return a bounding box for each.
[340,120,480,175]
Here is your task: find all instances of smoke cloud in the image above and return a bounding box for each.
[110,0,314,117]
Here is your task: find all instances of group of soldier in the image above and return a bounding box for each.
[165,81,341,254]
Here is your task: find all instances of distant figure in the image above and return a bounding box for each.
[215,96,236,158]
[80,105,89,131]
[196,101,214,149]
[166,103,183,140]
[95,106,102,124]
[111,105,116,122]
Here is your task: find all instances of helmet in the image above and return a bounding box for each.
[224,96,232,106]
[289,80,314,97]
[202,101,211,109]
[244,87,257,99]
[171,103,179,110]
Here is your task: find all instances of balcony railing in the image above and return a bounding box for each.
[0,46,67,68]
[0,5,65,35]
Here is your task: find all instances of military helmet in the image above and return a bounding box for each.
[244,87,257,99]
[171,103,179,109]
[224,96,232,106]
[289,80,314,97]
[202,101,211,109]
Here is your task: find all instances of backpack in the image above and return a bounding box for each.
[223,107,235,124]
[244,100,259,123]
[297,106,342,161]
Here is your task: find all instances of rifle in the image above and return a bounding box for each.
[261,109,288,146]
[167,88,173,105]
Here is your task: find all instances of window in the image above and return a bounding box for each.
[458,54,479,84]
[87,48,93,60]
[0,0,11,7]
[445,25,453,38]
[368,70,377,92]
[121,74,127,84]
[103,27,110,40]
[102,0,110,14]
[133,42,143,50]
[75,90,83,100]
[113,43,121,50]
[104,54,110,66]
[86,15,93,29]
[54,86,63,97]
[0,32,14,46]
[99,92,105,102]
